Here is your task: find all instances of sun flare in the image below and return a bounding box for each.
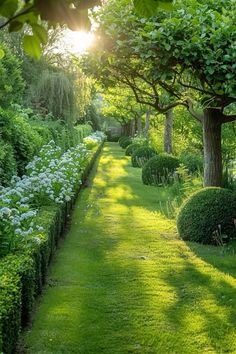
[61,30,95,55]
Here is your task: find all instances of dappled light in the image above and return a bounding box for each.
[0,0,236,352]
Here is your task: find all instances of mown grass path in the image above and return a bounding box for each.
[24,143,236,353]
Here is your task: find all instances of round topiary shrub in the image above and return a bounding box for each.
[119,136,129,147]
[142,153,180,185]
[131,146,156,167]
[180,152,203,174]
[177,187,236,245]
[125,143,141,156]
[119,137,132,149]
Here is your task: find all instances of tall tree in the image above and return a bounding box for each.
[87,0,236,186]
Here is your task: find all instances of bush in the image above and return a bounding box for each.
[125,143,141,156]
[118,135,128,146]
[131,146,156,167]
[180,152,203,174]
[120,136,132,149]
[0,141,17,186]
[142,154,180,185]
[177,187,236,244]
[0,140,104,353]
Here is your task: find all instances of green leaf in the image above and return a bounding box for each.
[23,34,42,59]
[32,24,48,45]
[133,0,172,17]
[133,0,159,17]
[0,48,5,59]
[0,0,18,18]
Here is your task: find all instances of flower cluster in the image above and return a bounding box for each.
[0,133,104,256]
[83,131,106,149]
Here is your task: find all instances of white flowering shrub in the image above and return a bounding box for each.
[83,131,106,149]
[0,133,104,257]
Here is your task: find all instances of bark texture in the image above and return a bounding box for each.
[164,109,173,154]
[203,108,223,187]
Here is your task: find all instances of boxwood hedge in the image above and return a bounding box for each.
[0,142,103,354]
[177,187,236,244]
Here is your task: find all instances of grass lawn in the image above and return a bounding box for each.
[22,143,236,353]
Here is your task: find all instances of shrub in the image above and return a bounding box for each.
[0,139,104,353]
[131,146,156,167]
[120,136,132,149]
[118,135,128,146]
[0,142,17,186]
[180,152,203,174]
[125,143,141,156]
[177,187,236,244]
[142,153,180,185]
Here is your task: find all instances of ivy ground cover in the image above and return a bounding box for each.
[24,143,236,353]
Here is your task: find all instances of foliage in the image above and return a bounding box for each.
[0,138,103,353]
[0,0,101,58]
[125,143,141,156]
[177,188,236,245]
[0,141,17,186]
[0,108,43,178]
[0,43,25,107]
[89,0,236,186]
[0,133,105,256]
[120,136,132,149]
[31,70,76,124]
[142,153,179,185]
[131,146,156,167]
[180,152,203,174]
[119,135,129,146]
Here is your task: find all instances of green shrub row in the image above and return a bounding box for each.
[0,142,103,354]
[0,107,93,186]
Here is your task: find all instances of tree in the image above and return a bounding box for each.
[88,0,236,186]
[0,0,101,58]
[0,43,25,107]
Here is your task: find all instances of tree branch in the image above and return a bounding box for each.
[186,99,204,122]
[221,114,236,124]
[0,5,35,30]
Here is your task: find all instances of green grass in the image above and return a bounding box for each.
[23,143,236,353]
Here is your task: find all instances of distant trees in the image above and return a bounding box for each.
[83,0,236,186]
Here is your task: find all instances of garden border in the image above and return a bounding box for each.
[0,142,104,354]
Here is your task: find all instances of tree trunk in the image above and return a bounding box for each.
[164,109,173,154]
[203,108,223,187]
[144,111,150,136]
[137,115,142,134]
[131,118,136,137]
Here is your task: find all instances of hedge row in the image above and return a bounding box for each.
[0,142,103,354]
[0,106,93,186]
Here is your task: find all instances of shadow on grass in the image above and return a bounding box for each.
[161,257,236,352]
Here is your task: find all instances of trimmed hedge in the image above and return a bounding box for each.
[177,187,236,244]
[118,136,128,146]
[142,154,180,186]
[0,142,103,354]
[125,143,141,156]
[180,152,203,174]
[120,137,132,149]
[131,146,156,168]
